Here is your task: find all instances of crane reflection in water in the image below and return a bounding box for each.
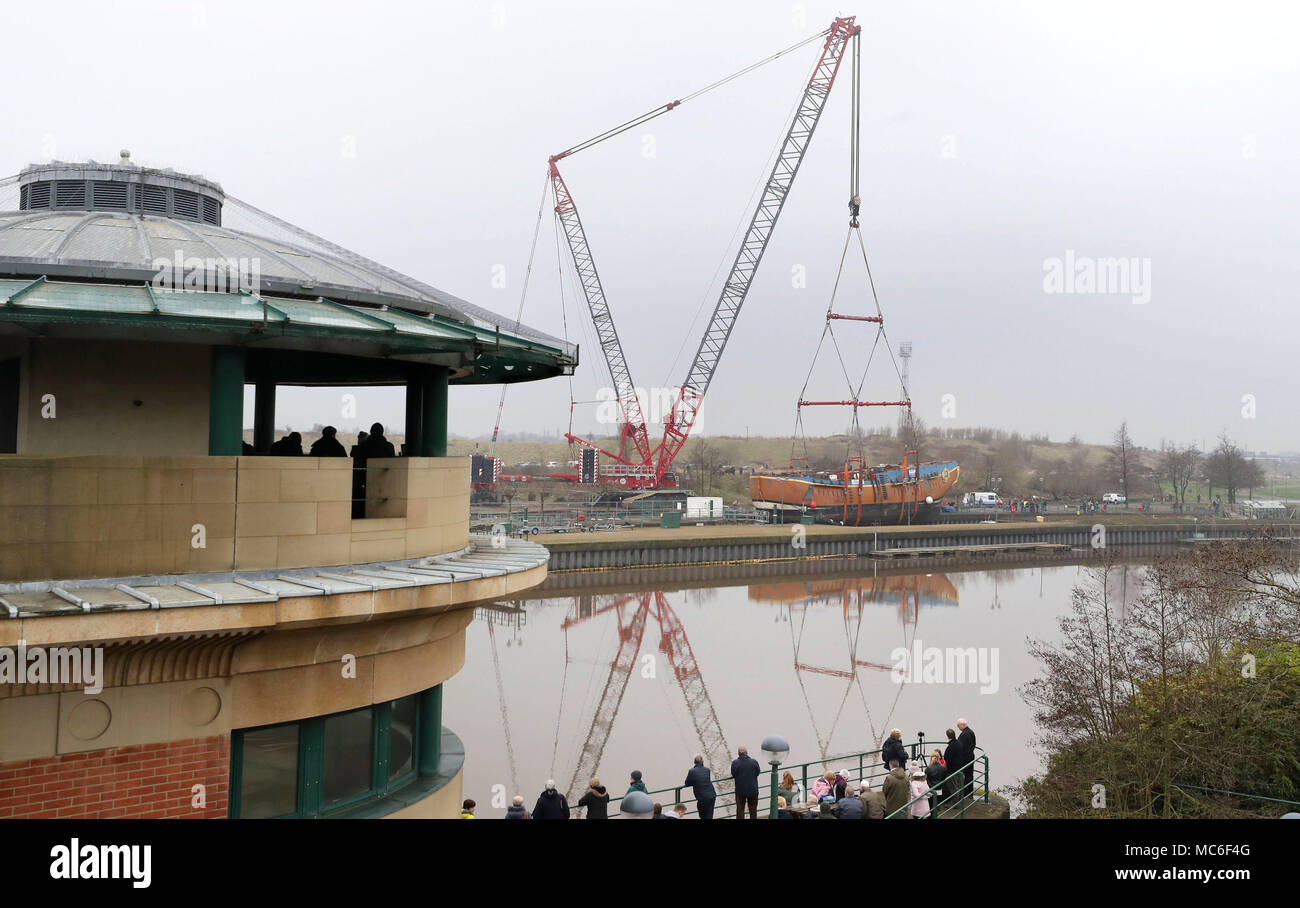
[475,570,958,816]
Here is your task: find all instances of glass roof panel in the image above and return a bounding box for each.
[268,296,390,331]
[369,305,472,340]
[10,281,153,314]
[153,289,288,322]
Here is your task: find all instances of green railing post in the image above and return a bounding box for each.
[768,763,779,819]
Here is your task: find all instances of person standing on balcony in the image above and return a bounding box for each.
[730,746,762,820]
[925,750,948,814]
[957,718,977,799]
[358,422,396,459]
[351,423,396,517]
[625,770,648,797]
[269,431,303,455]
[881,728,909,773]
[882,760,910,818]
[532,780,570,819]
[684,755,717,820]
[909,767,931,818]
[577,778,609,819]
[942,729,963,803]
[504,795,529,819]
[309,425,347,457]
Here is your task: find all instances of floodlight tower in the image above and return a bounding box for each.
[897,341,913,435]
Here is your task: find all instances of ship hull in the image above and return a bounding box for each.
[749,460,960,527]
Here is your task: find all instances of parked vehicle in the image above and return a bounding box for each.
[1102,493,1127,504]
[962,491,999,508]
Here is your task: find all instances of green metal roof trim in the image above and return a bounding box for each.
[0,278,577,384]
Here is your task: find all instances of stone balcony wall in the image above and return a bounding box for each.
[0,455,470,582]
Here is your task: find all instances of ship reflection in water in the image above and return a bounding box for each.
[446,563,1090,817]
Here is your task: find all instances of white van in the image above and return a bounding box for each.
[963,491,999,508]
[1102,493,1127,504]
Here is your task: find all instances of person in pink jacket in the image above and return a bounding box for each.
[909,767,931,818]
[810,770,837,800]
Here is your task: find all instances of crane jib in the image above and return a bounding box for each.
[654,16,860,483]
[547,16,861,488]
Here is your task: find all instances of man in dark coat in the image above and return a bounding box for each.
[858,782,886,819]
[881,761,910,818]
[833,791,864,819]
[309,425,347,457]
[269,431,303,456]
[357,422,396,459]
[577,779,609,819]
[730,746,762,820]
[881,729,909,773]
[351,424,396,517]
[532,780,570,819]
[684,755,717,820]
[957,718,977,799]
[942,728,963,803]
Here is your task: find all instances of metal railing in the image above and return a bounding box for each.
[469,504,768,533]
[575,740,989,819]
[1169,783,1300,816]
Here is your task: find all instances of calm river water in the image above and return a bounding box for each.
[444,557,1145,817]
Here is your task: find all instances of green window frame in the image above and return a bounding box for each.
[229,690,428,819]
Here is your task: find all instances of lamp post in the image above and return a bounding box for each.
[761,734,790,819]
[619,790,654,820]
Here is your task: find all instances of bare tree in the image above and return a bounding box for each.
[1204,433,1258,504]
[898,412,926,458]
[1160,441,1200,509]
[691,438,718,496]
[1110,422,1133,500]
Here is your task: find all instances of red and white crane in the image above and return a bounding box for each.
[548,16,862,488]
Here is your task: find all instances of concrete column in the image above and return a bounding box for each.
[253,378,275,454]
[208,346,245,456]
[419,365,449,457]
[404,377,423,457]
[417,684,443,776]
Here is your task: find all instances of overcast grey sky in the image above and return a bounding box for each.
[6,0,1297,452]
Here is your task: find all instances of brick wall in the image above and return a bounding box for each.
[0,735,229,819]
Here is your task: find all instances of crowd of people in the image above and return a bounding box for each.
[243,422,398,459]
[461,719,979,819]
[239,422,401,518]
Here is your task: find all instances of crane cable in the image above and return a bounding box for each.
[662,45,825,388]
[552,28,830,162]
[489,172,551,455]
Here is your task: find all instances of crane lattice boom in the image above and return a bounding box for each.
[654,16,860,483]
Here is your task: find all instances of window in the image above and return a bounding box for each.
[388,695,417,782]
[238,725,300,818]
[322,709,374,809]
[229,688,435,818]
